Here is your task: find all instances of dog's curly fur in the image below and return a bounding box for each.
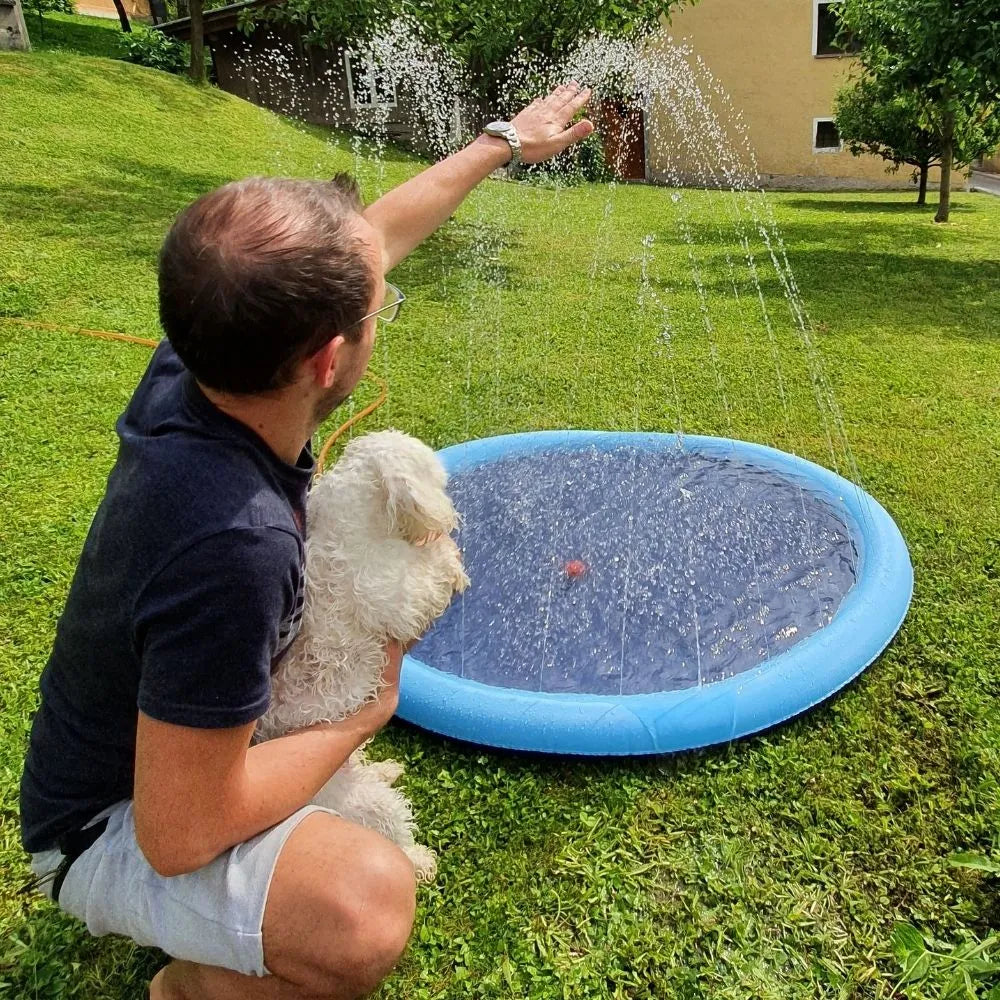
[257,430,469,882]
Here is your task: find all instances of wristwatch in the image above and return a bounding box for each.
[483,120,523,169]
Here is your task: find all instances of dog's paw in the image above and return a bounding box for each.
[405,844,438,884]
[367,759,405,786]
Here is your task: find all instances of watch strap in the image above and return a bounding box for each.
[484,122,523,169]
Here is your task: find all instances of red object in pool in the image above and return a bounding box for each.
[565,560,587,578]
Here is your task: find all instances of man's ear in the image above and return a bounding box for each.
[310,335,345,389]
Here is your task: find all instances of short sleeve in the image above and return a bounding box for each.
[134,527,302,728]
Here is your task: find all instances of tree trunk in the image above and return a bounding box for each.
[189,0,206,85]
[467,53,493,130]
[917,162,929,205]
[935,109,955,224]
[111,0,131,33]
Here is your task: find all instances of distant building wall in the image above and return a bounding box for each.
[207,23,463,157]
[647,0,940,190]
[979,153,1000,175]
[76,0,151,20]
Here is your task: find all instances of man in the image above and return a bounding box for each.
[18,85,593,999]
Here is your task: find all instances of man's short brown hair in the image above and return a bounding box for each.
[158,175,375,394]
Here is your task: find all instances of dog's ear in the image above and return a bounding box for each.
[348,430,459,543]
[381,465,458,543]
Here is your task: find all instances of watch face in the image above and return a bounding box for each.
[485,121,510,133]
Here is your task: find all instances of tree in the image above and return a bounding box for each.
[262,0,690,123]
[837,0,1000,223]
[188,0,205,83]
[411,0,683,116]
[111,0,132,33]
[834,77,1000,205]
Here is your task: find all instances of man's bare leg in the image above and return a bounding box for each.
[150,812,416,1000]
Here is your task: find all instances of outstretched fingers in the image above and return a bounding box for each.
[562,86,592,122]
[544,82,581,114]
[554,81,582,109]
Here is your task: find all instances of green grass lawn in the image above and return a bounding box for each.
[24,11,124,58]
[2,45,1000,1000]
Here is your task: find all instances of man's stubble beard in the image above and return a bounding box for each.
[312,383,353,428]
[312,322,375,429]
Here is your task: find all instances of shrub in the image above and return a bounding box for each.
[119,25,188,73]
[520,127,612,186]
[23,0,76,18]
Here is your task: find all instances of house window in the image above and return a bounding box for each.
[813,1,861,57]
[344,50,397,109]
[813,118,843,153]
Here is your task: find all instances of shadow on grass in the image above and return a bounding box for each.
[3,143,991,338]
[2,159,231,274]
[394,221,523,298]
[29,12,123,58]
[780,197,976,215]
[1,153,524,315]
[645,213,1000,341]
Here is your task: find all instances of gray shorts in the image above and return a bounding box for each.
[30,799,332,977]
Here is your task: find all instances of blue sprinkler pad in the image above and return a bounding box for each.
[399,432,913,755]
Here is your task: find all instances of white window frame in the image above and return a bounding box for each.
[813,0,842,58]
[344,50,398,110]
[813,117,844,154]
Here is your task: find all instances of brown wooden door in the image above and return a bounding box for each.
[595,101,646,181]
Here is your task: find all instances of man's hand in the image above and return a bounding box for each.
[332,638,404,735]
[510,83,595,165]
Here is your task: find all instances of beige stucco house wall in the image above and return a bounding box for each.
[647,0,940,190]
[76,0,150,22]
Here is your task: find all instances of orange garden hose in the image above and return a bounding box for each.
[7,318,387,474]
[10,318,161,350]
[315,375,388,474]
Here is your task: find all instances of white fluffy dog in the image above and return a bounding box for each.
[257,430,469,882]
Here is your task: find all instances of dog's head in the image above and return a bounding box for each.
[341,429,458,544]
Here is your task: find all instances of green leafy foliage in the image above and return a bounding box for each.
[22,0,75,18]
[408,0,680,105]
[834,76,1000,203]
[521,127,612,185]
[257,0,390,48]
[258,0,691,118]
[835,78,940,172]
[891,923,1000,998]
[837,0,1000,221]
[119,24,188,73]
[950,853,1000,875]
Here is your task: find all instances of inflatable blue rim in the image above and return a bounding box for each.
[398,431,913,755]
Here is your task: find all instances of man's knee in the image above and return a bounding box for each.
[327,844,416,994]
[266,820,416,999]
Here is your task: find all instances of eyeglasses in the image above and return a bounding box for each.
[353,282,405,328]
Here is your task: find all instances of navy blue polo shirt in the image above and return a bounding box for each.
[20,341,310,853]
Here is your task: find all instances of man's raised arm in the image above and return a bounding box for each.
[363,84,594,273]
